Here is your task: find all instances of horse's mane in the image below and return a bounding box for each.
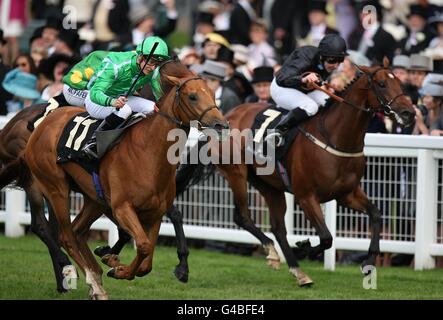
[156,59,195,107]
[322,71,363,110]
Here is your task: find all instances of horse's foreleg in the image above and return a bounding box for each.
[72,199,105,277]
[43,186,108,299]
[339,186,381,270]
[297,195,333,258]
[257,186,314,286]
[218,165,276,256]
[135,220,161,277]
[93,212,132,261]
[166,205,189,283]
[107,202,152,280]
[26,185,71,293]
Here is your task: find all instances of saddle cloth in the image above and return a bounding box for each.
[251,105,299,160]
[56,112,145,174]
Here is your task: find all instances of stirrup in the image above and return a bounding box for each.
[81,141,98,160]
[264,131,284,148]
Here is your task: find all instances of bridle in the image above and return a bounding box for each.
[311,65,408,116]
[300,66,408,157]
[363,66,408,117]
[155,59,222,131]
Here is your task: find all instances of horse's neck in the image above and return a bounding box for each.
[134,90,188,169]
[316,81,372,151]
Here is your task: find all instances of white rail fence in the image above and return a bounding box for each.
[0,113,442,271]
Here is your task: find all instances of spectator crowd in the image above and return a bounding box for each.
[1,0,443,135]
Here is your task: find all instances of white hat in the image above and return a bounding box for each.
[392,55,410,69]
[408,54,433,72]
[422,83,443,96]
[199,60,227,81]
[422,72,443,87]
[230,44,248,65]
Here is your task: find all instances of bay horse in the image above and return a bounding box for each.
[175,58,416,286]
[4,60,228,299]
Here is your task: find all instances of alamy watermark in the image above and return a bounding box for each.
[166,121,278,176]
[362,265,377,290]
[62,265,78,290]
[362,5,378,30]
[62,5,78,30]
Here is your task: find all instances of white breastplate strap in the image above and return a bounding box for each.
[300,129,364,158]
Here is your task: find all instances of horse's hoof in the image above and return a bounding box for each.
[101,254,120,267]
[298,276,314,287]
[174,266,189,283]
[266,258,281,270]
[94,245,111,258]
[289,267,314,287]
[296,239,312,251]
[264,244,280,270]
[91,293,109,300]
[107,268,116,278]
[57,287,68,294]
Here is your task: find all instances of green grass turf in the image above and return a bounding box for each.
[0,234,442,300]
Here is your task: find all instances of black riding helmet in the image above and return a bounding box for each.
[318,34,348,58]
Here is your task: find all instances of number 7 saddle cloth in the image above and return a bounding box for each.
[251,105,299,160]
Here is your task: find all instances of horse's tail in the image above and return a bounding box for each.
[175,139,216,196]
[0,157,32,190]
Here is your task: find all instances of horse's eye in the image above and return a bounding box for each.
[189,94,198,102]
[378,81,385,88]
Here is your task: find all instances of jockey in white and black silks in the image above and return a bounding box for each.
[268,34,348,146]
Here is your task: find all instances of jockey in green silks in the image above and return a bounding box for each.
[62,50,109,106]
[81,36,170,159]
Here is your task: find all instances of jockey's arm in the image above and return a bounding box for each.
[275,49,313,89]
[89,59,118,107]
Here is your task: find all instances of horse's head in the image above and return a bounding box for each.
[157,60,229,138]
[354,57,416,127]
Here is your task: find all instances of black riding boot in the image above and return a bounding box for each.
[82,113,125,160]
[265,108,310,147]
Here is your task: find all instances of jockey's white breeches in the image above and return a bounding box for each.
[63,84,89,106]
[85,93,155,119]
[270,78,329,115]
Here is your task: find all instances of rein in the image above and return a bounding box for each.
[298,67,407,157]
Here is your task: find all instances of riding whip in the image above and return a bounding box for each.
[125,41,159,98]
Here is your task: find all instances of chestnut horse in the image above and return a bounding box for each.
[11,60,228,299]
[175,59,416,286]
[0,63,195,291]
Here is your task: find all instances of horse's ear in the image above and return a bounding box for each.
[383,56,390,68]
[165,75,181,85]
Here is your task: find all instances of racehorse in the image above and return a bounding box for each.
[2,60,228,299]
[175,58,416,286]
[0,64,192,292]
